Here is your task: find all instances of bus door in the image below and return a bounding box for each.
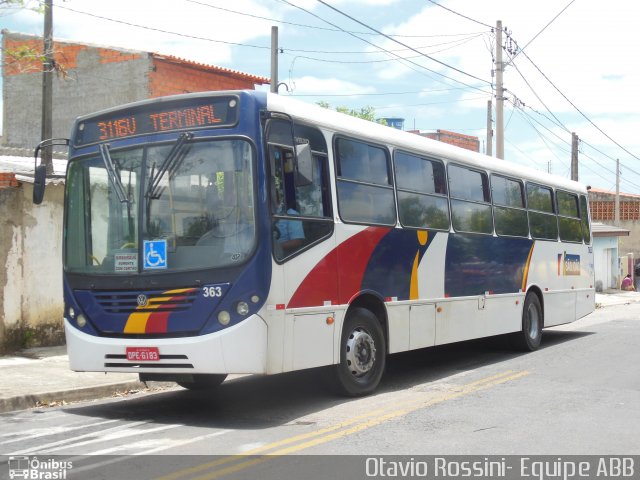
[265,116,337,370]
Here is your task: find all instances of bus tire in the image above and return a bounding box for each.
[510,292,543,351]
[177,374,227,390]
[333,307,386,397]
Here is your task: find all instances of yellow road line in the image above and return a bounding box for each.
[158,370,529,480]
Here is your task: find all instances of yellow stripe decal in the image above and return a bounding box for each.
[521,241,536,292]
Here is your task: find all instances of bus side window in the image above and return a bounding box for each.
[527,183,558,241]
[492,174,528,237]
[557,190,582,242]
[267,120,333,261]
[394,150,449,231]
[580,195,591,244]
[335,137,396,226]
[448,164,492,234]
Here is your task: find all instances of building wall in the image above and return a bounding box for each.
[2,31,151,150]
[149,57,258,98]
[422,129,480,152]
[589,190,640,260]
[0,180,65,353]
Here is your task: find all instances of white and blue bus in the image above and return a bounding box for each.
[35,90,595,396]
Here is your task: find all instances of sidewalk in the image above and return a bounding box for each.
[1,290,640,414]
[0,346,148,413]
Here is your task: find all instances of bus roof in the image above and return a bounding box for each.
[266,92,587,195]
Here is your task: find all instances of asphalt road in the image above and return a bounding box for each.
[1,302,639,479]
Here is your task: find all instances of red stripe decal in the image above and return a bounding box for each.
[288,227,390,308]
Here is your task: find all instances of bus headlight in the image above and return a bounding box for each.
[68,306,76,319]
[236,301,250,316]
[218,310,231,325]
[76,314,87,328]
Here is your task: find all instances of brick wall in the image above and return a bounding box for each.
[2,31,150,149]
[149,57,260,98]
[2,31,269,150]
[411,129,480,152]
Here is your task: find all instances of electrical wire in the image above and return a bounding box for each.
[186,0,487,39]
[518,49,640,162]
[424,0,493,29]
[314,0,492,87]
[277,0,491,94]
[510,0,576,60]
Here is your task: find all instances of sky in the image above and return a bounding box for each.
[2,0,640,193]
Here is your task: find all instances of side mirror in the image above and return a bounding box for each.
[32,137,69,205]
[33,164,47,204]
[294,142,313,187]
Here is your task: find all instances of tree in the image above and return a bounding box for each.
[317,101,387,125]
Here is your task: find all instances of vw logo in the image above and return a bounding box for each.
[136,294,148,307]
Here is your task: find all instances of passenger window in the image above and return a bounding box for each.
[580,195,591,244]
[394,151,449,230]
[527,183,558,240]
[492,175,528,237]
[448,165,492,234]
[336,137,396,225]
[557,190,582,242]
[267,119,333,261]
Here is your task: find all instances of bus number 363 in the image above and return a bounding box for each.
[203,286,223,298]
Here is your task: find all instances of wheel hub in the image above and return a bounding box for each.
[346,328,376,376]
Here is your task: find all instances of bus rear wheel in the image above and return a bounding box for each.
[510,292,543,351]
[333,307,386,397]
[177,374,227,390]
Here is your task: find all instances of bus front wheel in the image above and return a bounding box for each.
[510,293,543,351]
[333,308,386,397]
[177,374,228,390]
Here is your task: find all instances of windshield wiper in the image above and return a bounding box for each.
[99,143,130,204]
[146,132,194,199]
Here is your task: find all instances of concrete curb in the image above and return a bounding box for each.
[0,381,146,414]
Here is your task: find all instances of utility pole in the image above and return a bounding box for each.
[570,132,579,181]
[486,99,493,157]
[270,26,278,94]
[41,0,54,174]
[495,20,504,159]
[615,158,620,225]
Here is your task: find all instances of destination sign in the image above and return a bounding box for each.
[74,96,238,146]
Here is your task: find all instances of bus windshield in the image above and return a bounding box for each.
[65,138,256,274]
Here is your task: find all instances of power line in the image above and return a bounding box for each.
[287,86,474,97]
[506,53,570,133]
[314,0,492,87]
[277,0,491,94]
[287,33,483,64]
[52,3,271,50]
[424,0,493,29]
[518,48,640,162]
[186,0,487,39]
[510,0,576,60]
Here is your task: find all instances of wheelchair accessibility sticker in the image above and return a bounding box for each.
[143,240,167,270]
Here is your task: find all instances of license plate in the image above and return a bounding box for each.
[126,347,160,361]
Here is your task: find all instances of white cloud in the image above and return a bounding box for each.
[287,75,376,96]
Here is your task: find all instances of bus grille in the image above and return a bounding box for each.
[94,290,198,314]
[104,353,194,369]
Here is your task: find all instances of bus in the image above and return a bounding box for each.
[34,90,595,396]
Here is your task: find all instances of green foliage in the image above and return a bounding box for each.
[317,102,387,125]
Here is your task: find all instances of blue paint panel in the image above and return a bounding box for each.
[361,229,435,300]
[445,234,533,296]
